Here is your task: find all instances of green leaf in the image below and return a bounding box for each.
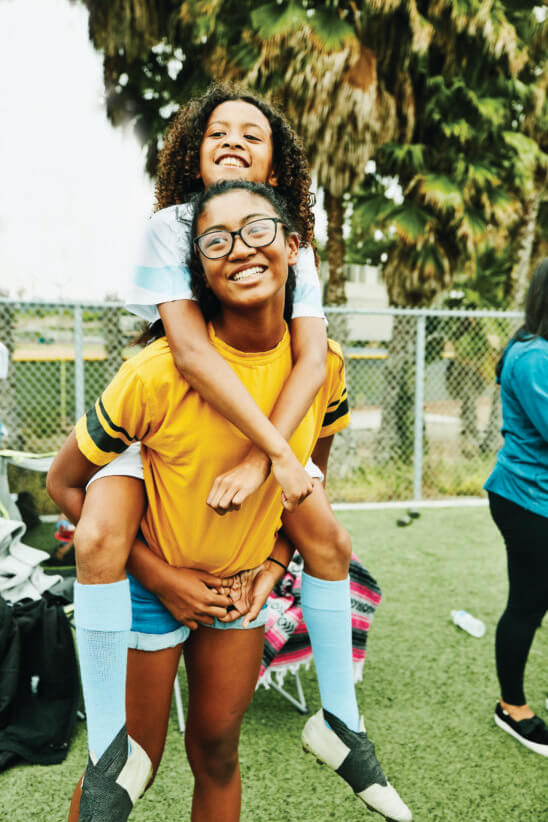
[352,193,395,232]
[251,2,308,39]
[503,130,543,171]
[379,143,425,174]
[388,203,432,244]
[414,174,464,215]
[307,8,355,50]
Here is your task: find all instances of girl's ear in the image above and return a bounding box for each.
[268,168,279,187]
[286,232,299,266]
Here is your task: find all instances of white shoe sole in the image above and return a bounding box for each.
[494,712,548,757]
[302,744,412,821]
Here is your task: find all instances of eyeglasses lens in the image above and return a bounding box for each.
[197,219,278,259]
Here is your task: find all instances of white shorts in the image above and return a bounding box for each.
[86,442,324,488]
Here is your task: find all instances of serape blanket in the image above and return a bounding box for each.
[258,552,382,689]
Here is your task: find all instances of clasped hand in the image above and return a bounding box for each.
[157,563,278,630]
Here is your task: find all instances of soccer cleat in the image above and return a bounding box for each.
[302,709,412,821]
[494,703,548,757]
[79,725,153,822]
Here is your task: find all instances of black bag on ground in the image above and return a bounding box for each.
[15,491,41,531]
[0,591,80,769]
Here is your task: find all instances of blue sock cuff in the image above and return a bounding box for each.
[74,579,131,632]
[301,572,350,611]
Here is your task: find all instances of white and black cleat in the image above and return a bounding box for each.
[302,709,412,822]
[79,725,152,822]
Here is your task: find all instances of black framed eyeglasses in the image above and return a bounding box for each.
[194,217,286,260]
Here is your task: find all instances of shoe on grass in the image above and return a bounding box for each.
[79,725,152,822]
[494,703,548,757]
[302,709,412,822]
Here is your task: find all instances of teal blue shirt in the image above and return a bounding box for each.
[485,336,548,517]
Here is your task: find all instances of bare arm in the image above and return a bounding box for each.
[46,431,99,524]
[159,300,324,510]
[126,537,233,630]
[205,317,328,514]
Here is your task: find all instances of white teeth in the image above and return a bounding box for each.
[232,266,264,282]
[218,156,245,168]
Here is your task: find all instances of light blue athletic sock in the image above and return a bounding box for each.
[74,579,132,760]
[301,572,360,732]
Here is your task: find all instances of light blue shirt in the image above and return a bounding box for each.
[485,336,548,517]
[125,203,325,323]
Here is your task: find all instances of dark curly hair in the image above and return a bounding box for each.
[138,180,297,344]
[154,82,315,247]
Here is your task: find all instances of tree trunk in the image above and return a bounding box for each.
[509,190,541,309]
[323,189,349,346]
[324,189,346,307]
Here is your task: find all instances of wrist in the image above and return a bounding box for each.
[265,556,288,582]
[268,440,293,464]
[245,446,271,468]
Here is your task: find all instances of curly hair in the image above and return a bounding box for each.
[154,83,315,247]
[137,180,297,345]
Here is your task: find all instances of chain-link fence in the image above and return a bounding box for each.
[0,299,523,505]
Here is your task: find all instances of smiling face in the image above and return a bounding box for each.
[199,100,278,188]
[196,189,298,315]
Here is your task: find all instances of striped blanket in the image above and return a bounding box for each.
[258,552,382,688]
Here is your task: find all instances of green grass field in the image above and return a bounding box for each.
[2,508,546,821]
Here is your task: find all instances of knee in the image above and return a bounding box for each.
[186,728,239,786]
[314,520,352,568]
[74,519,128,581]
[331,523,352,567]
[297,517,352,579]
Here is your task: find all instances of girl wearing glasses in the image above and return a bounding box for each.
[48,87,412,822]
[51,181,350,821]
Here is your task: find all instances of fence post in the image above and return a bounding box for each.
[413,315,426,501]
[73,305,85,419]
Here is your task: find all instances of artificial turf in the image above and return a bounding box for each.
[2,507,546,821]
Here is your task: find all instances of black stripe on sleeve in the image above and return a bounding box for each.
[326,387,347,410]
[85,404,131,455]
[98,397,137,444]
[322,396,349,428]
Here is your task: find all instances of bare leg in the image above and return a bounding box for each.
[281,479,351,580]
[74,476,146,583]
[183,625,265,822]
[67,644,183,821]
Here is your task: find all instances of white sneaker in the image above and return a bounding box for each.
[302,709,412,822]
[79,726,153,821]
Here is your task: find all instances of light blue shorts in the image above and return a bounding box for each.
[127,573,268,652]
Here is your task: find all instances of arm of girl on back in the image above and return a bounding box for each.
[159,302,326,513]
[159,239,327,515]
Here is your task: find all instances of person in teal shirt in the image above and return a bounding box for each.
[485,258,548,757]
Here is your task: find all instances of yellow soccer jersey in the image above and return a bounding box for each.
[75,324,349,576]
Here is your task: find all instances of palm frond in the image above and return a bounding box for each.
[387,203,433,245]
[409,174,465,216]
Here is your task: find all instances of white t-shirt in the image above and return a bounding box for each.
[125,203,324,323]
